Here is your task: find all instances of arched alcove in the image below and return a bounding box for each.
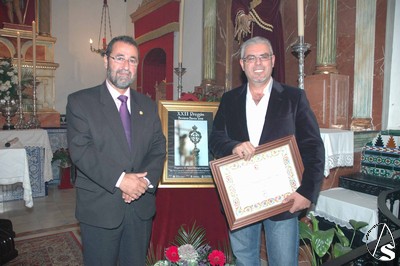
[0,37,15,58]
[141,48,166,100]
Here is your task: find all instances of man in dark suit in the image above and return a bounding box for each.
[67,35,166,266]
[209,36,325,266]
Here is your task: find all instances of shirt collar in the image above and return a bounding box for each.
[105,80,130,100]
[246,78,273,101]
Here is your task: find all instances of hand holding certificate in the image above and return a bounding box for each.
[209,135,304,230]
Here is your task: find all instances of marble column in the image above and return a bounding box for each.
[304,0,349,129]
[38,0,51,36]
[315,0,338,74]
[196,0,224,99]
[351,0,376,130]
[202,0,216,84]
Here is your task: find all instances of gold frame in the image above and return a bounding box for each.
[209,135,304,230]
[158,100,219,188]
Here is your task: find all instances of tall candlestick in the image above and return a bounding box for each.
[16,31,27,129]
[297,0,304,36]
[17,32,21,87]
[178,0,184,63]
[28,20,40,128]
[32,21,36,79]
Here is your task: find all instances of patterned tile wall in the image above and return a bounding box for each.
[361,131,400,180]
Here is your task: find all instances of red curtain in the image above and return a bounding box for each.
[150,188,230,250]
[142,48,166,100]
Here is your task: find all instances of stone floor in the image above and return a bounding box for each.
[0,184,77,234]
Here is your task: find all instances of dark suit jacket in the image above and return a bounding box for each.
[66,82,166,229]
[209,80,325,221]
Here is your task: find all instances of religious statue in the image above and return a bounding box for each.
[2,0,24,24]
[232,0,285,82]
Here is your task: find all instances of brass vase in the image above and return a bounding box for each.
[0,99,19,130]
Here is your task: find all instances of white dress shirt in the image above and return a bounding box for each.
[246,78,272,147]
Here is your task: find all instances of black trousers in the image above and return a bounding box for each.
[80,206,152,266]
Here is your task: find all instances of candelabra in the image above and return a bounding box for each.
[89,0,112,56]
[90,39,106,55]
[15,85,27,129]
[27,78,40,128]
[291,36,311,90]
[174,63,186,99]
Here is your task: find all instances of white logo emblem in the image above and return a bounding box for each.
[365,223,396,261]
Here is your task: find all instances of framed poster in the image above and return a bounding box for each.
[158,100,219,188]
[209,135,304,230]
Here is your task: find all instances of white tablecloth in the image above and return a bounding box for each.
[320,128,354,177]
[0,129,53,182]
[0,145,33,208]
[311,187,378,242]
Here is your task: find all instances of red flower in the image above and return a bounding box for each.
[165,246,180,263]
[179,92,200,101]
[208,250,226,266]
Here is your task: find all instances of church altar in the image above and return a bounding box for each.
[0,129,53,203]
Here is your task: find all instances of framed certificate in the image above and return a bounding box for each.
[209,135,304,230]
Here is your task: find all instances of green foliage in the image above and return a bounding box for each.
[146,242,163,266]
[51,148,71,168]
[173,222,207,250]
[299,214,368,266]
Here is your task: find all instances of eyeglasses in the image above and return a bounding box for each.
[109,55,138,66]
[242,54,273,64]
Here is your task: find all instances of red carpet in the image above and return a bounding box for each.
[5,224,83,265]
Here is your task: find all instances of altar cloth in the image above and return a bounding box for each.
[320,128,354,177]
[0,144,33,208]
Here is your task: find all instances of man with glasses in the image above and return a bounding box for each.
[67,35,166,265]
[209,36,325,265]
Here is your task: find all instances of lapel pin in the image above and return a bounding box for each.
[139,111,143,115]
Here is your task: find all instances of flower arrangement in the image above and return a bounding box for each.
[0,58,18,102]
[180,87,224,102]
[0,58,35,103]
[147,223,234,266]
[51,148,72,168]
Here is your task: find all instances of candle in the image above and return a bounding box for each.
[32,21,36,85]
[17,32,22,88]
[297,0,304,36]
[178,0,184,63]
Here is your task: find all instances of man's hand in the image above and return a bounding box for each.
[282,192,311,213]
[232,141,255,161]
[119,172,148,203]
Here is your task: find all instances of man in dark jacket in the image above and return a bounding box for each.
[209,36,324,266]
